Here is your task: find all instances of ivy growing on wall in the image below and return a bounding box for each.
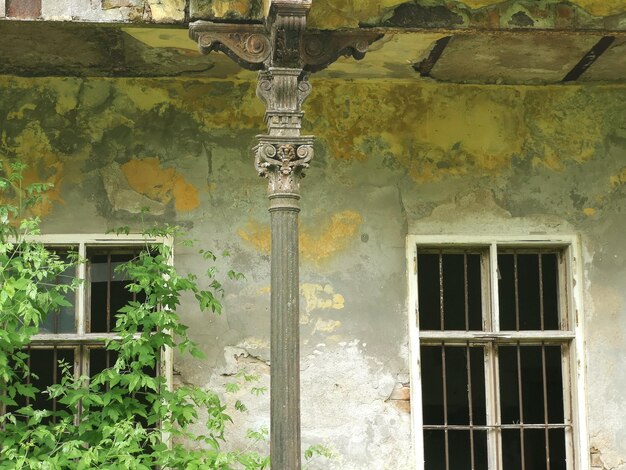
[0,161,272,469]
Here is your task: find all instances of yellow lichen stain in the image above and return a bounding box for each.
[308,0,626,27]
[237,221,270,253]
[121,158,199,212]
[583,207,596,217]
[610,167,626,188]
[308,81,611,181]
[2,122,65,217]
[119,84,170,112]
[209,0,255,17]
[310,81,525,181]
[301,211,363,262]
[50,79,79,115]
[301,283,345,313]
[7,104,36,120]
[238,210,363,262]
[146,0,186,22]
[571,0,626,16]
[524,87,605,170]
[458,0,626,12]
[308,0,401,28]
[313,318,342,333]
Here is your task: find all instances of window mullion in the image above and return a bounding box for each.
[77,242,86,336]
[486,244,501,470]
[489,243,500,333]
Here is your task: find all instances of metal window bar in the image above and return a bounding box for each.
[441,342,450,470]
[106,253,112,333]
[466,342,476,470]
[542,343,551,470]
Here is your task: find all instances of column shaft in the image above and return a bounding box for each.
[270,192,301,469]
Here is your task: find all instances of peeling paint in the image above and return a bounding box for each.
[146,0,186,22]
[121,158,199,212]
[610,167,626,188]
[313,318,342,333]
[2,122,65,216]
[238,210,363,262]
[301,283,345,313]
[308,0,626,29]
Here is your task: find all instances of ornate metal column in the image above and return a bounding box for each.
[190,4,380,467]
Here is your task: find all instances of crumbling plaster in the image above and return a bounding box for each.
[1,75,625,467]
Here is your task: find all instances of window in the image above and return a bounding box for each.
[7,234,172,421]
[407,236,589,470]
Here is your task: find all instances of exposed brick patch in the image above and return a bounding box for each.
[6,0,41,18]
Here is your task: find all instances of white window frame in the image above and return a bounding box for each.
[406,234,590,470]
[25,233,174,394]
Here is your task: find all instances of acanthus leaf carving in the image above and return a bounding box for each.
[255,138,314,193]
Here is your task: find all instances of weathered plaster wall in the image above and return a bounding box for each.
[1,0,625,30]
[308,0,626,29]
[0,76,625,468]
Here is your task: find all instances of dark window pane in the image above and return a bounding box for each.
[499,345,520,425]
[498,254,517,330]
[501,345,561,425]
[523,429,547,470]
[545,346,565,424]
[499,252,561,331]
[520,346,545,424]
[549,428,567,470]
[502,429,522,470]
[473,431,488,470]
[89,348,119,377]
[40,253,77,334]
[467,254,483,331]
[418,254,442,330]
[11,348,74,423]
[88,251,136,333]
[424,430,446,470]
[442,254,466,330]
[421,345,444,425]
[517,254,541,330]
[423,431,488,470]
[541,254,560,330]
[421,345,486,427]
[448,430,471,469]
[446,347,470,425]
[470,347,486,426]
[418,252,482,331]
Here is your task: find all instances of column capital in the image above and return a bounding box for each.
[255,136,314,194]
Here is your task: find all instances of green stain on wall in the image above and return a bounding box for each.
[0,75,625,217]
[307,0,626,28]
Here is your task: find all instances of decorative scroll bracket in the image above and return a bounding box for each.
[189,19,382,73]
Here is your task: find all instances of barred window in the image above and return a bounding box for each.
[408,237,588,470]
[7,235,170,421]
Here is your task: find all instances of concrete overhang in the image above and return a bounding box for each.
[0,21,624,84]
